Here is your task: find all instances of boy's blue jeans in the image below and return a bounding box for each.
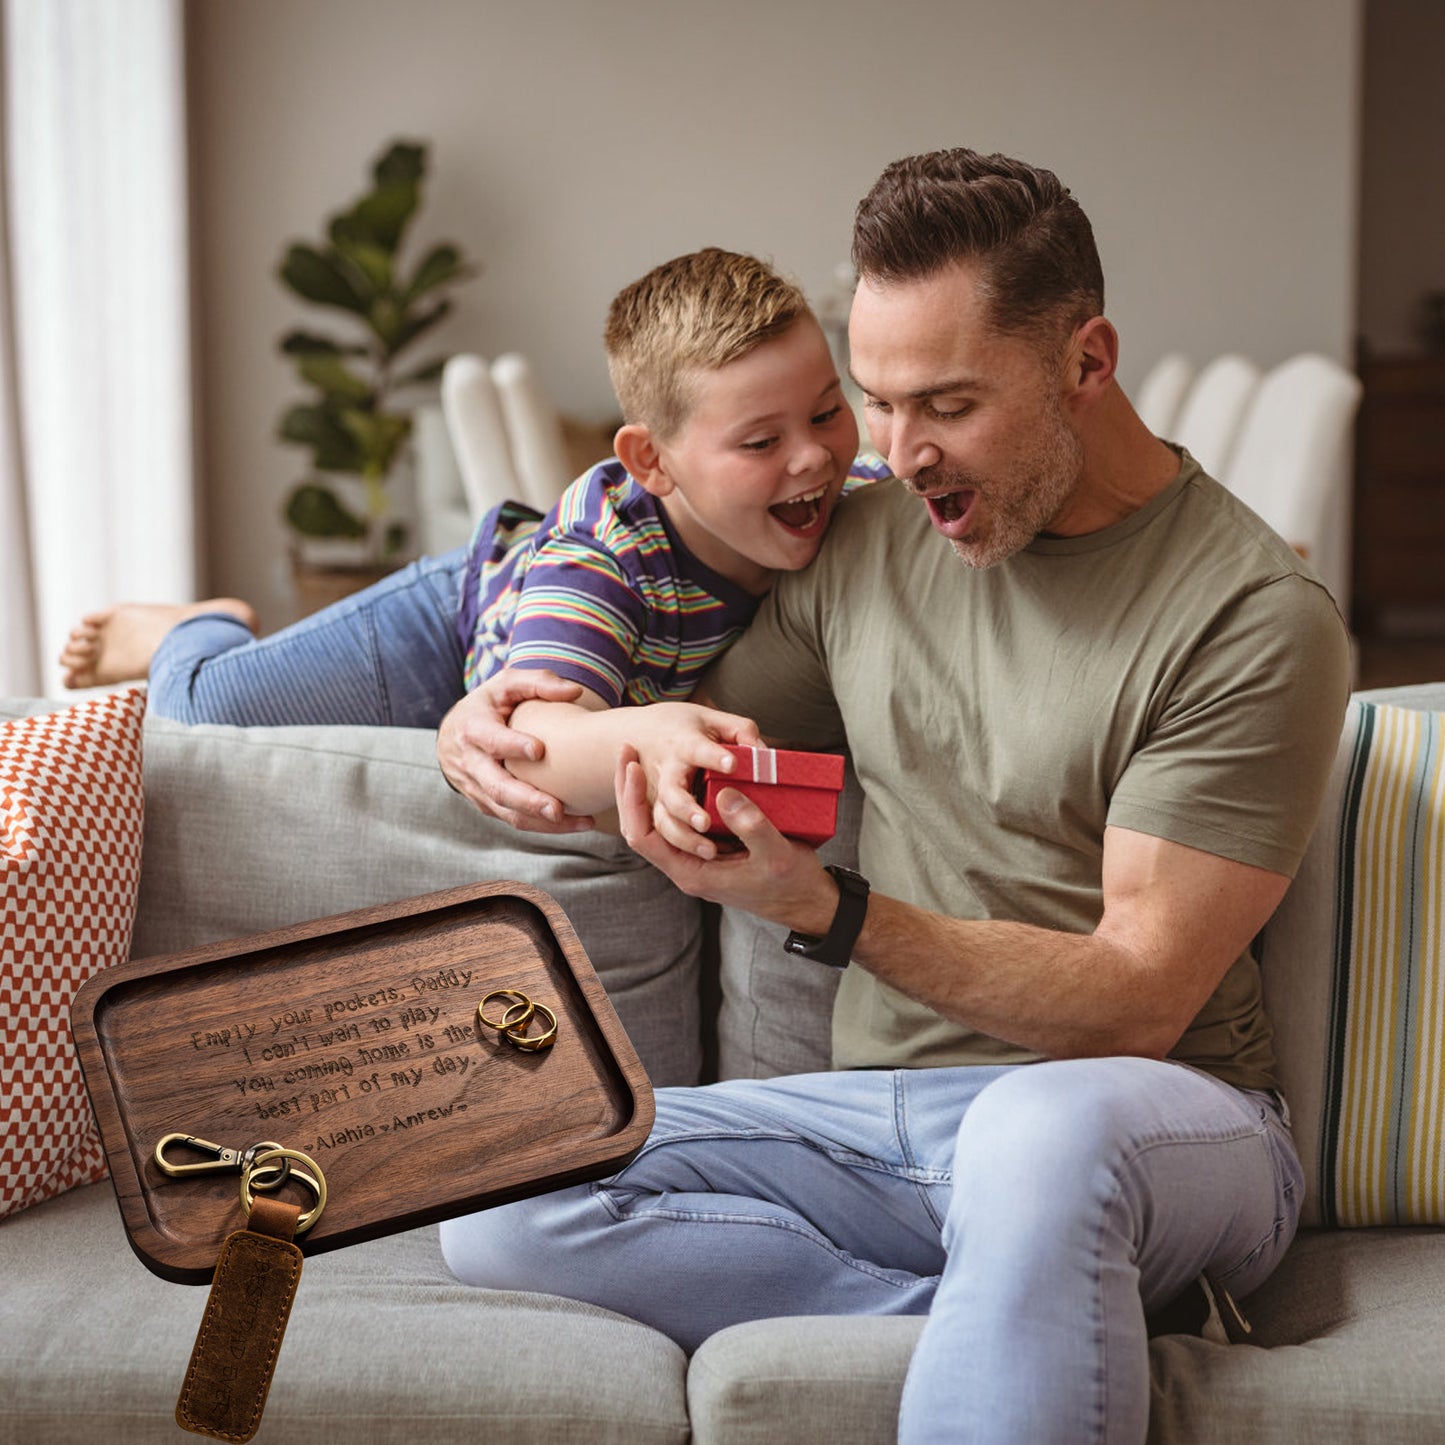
[148,549,469,726]
[439,1057,1301,1444]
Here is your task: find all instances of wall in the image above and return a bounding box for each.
[188,0,1363,625]
[1357,0,1445,355]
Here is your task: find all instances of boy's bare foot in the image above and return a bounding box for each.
[58,598,260,689]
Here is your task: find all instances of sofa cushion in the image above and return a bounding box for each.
[0,703,706,1090]
[0,687,146,1217]
[0,1181,689,1445]
[685,1226,1445,1445]
[689,1316,923,1444]
[1144,1225,1445,1443]
[1261,682,1445,1226]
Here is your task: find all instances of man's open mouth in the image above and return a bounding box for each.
[769,484,830,535]
[923,488,977,537]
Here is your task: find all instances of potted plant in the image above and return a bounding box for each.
[276,139,476,604]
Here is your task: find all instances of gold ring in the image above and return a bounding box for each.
[478,988,534,1032]
[241,1148,327,1235]
[501,999,533,1029]
[503,999,557,1052]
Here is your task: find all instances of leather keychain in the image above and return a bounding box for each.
[158,1137,326,1443]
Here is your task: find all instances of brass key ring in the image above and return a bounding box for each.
[478,988,534,1032]
[240,1148,327,1236]
[502,998,557,1052]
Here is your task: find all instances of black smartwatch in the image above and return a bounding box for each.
[784,866,870,968]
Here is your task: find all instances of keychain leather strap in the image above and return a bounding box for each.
[175,1195,304,1442]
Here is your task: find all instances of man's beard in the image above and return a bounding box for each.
[927,405,1084,569]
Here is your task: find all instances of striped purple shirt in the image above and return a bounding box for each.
[456,455,889,707]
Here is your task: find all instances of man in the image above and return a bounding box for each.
[437,148,1350,1443]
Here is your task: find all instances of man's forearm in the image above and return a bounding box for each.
[849,896,1188,1061]
[751,867,1186,1060]
[617,778,1279,1067]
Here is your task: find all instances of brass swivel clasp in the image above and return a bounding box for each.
[154,1133,290,1187]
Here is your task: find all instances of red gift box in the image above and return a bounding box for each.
[692,745,846,847]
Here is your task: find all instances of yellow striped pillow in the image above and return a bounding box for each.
[1262,693,1445,1227]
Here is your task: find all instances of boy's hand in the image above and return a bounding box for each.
[438,668,594,832]
[616,745,838,933]
[626,706,763,859]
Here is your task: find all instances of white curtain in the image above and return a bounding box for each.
[1,0,194,699]
[0,80,39,697]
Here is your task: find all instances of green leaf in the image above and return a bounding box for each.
[329,220,395,292]
[347,183,419,255]
[284,482,367,539]
[278,402,365,472]
[400,243,470,306]
[390,298,452,358]
[340,407,411,479]
[280,331,367,357]
[368,294,404,351]
[373,141,426,190]
[355,184,419,255]
[278,244,370,315]
[296,352,373,402]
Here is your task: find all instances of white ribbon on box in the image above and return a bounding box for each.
[740,747,778,785]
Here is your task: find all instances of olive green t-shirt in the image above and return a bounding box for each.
[705,453,1351,1090]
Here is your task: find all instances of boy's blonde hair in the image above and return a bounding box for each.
[605,248,811,441]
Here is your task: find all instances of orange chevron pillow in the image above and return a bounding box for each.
[1,687,146,1217]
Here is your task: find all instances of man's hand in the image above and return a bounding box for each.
[438,668,594,833]
[616,744,838,934]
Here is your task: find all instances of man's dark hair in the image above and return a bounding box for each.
[851,148,1105,348]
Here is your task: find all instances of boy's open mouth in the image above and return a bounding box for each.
[924,488,977,538]
[769,484,830,535]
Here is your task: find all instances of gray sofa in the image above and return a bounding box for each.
[3,686,1445,1444]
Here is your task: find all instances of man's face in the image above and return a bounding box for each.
[848,263,1083,568]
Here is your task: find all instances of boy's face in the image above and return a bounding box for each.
[650,318,858,594]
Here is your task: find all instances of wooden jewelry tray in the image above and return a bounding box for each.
[70,880,654,1284]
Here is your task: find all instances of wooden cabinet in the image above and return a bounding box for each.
[1353,355,1445,634]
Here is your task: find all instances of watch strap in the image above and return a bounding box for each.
[784,866,870,968]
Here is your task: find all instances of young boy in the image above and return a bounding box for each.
[60,249,886,821]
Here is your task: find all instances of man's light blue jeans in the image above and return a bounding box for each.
[148,549,469,727]
[440,1057,1301,1444]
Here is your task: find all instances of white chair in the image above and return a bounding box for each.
[1133,352,1194,437]
[491,352,574,513]
[440,354,523,521]
[411,403,476,555]
[1174,354,1262,480]
[1221,353,1363,616]
[434,352,597,537]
